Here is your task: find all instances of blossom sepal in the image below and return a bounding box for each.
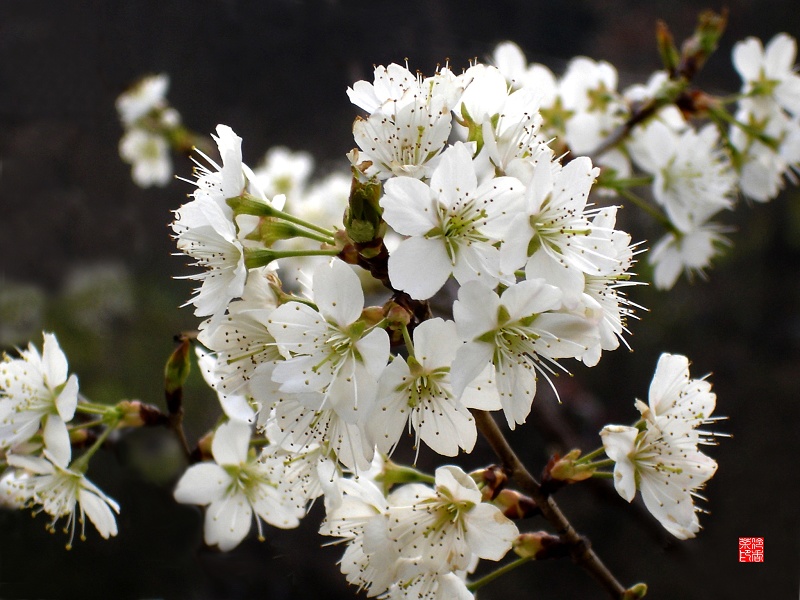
[541,449,597,494]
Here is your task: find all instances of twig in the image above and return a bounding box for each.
[472,409,628,599]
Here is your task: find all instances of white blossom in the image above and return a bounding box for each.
[369,318,497,458]
[601,353,720,539]
[267,259,390,423]
[115,73,170,126]
[0,332,78,463]
[628,121,736,232]
[7,451,119,547]
[384,466,518,574]
[172,195,247,320]
[381,142,524,299]
[649,217,729,290]
[452,280,598,428]
[733,33,800,117]
[173,420,305,551]
[119,128,173,188]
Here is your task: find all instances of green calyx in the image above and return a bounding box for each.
[344,174,385,244]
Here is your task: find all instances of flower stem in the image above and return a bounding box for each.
[244,248,340,269]
[229,193,336,236]
[467,556,533,593]
[68,418,107,431]
[401,322,415,358]
[582,459,616,469]
[70,414,121,473]
[617,188,677,233]
[472,409,629,599]
[575,447,606,464]
[293,228,336,245]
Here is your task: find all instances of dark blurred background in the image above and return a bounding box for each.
[0,1,798,599]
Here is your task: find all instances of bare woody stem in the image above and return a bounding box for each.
[472,409,628,599]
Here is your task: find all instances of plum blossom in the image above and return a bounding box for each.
[601,353,720,539]
[381,142,525,299]
[0,332,78,462]
[173,420,305,551]
[628,121,736,232]
[500,155,615,308]
[733,33,800,116]
[369,318,499,458]
[7,451,119,547]
[267,259,390,423]
[118,128,173,188]
[452,280,598,428]
[172,195,247,320]
[384,466,518,573]
[349,63,460,180]
[115,73,170,126]
[648,216,729,290]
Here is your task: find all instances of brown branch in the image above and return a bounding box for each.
[472,409,628,599]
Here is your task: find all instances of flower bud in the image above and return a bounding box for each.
[360,306,385,327]
[245,217,303,248]
[493,489,539,520]
[164,335,191,415]
[117,400,146,428]
[678,9,728,79]
[541,449,596,495]
[623,583,649,599]
[116,400,166,428]
[470,465,508,500]
[68,428,90,446]
[513,531,568,560]
[191,429,215,463]
[373,457,434,493]
[344,173,384,244]
[656,20,680,76]
[549,449,596,483]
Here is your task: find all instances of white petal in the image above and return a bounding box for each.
[429,142,476,209]
[412,318,459,370]
[205,494,253,551]
[501,279,563,320]
[211,420,252,465]
[648,353,690,415]
[356,327,390,380]
[732,38,763,82]
[453,280,500,340]
[600,425,638,502]
[388,236,452,300]
[43,415,72,467]
[41,332,68,387]
[7,453,55,475]
[313,259,364,326]
[54,374,79,422]
[381,177,440,235]
[174,463,229,505]
[451,342,494,399]
[266,303,326,355]
[79,488,119,539]
[465,502,518,560]
[417,400,476,456]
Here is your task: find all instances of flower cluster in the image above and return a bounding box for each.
[601,353,721,539]
[165,53,643,591]
[0,333,119,546]
[116,74,179,188]
[59,14,800,597]
[320,465,518,599]
[492,34,800,288]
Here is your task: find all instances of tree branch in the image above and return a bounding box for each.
[472,409,628,599]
